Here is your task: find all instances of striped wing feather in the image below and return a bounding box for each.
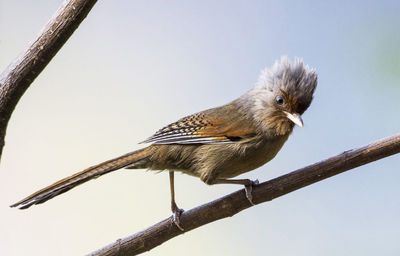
[142,111,254,145]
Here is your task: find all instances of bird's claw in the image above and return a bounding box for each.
[245,179,259,206]
[172,207,185,231]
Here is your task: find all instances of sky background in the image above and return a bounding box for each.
[1,0,400,255]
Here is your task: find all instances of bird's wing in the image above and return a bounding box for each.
[141,111,255,145]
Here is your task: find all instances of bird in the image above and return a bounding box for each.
[11,56,317,231]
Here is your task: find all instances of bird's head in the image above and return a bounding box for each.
[241,56,317,136]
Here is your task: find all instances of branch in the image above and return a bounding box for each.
[0,0,97,161]
[88,134,400,256]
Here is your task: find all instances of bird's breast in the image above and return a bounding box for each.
[221,135,289,178]
[193,134,290,179]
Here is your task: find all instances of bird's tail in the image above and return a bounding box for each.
[10,146,154,209]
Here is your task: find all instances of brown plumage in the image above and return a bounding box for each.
[11,148,152,209]
[11,57,317,229]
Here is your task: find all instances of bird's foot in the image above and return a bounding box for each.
[244,179,259,206]
[171,202,185,231]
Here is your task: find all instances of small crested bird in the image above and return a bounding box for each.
[11,56,317,230]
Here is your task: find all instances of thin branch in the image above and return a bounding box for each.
[0,0,97,160]
[88,134,400,256]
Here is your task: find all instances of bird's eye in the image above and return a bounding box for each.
[275,96,284,105]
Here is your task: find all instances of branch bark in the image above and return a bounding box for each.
[0,0,97,160]
[88,133,400,256]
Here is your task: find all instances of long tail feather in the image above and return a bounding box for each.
[10,147,153,209]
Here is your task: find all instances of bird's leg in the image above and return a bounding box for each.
[169,171,184,231]
[213,178,259,205]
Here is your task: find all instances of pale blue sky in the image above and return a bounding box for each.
[1,1,399,255]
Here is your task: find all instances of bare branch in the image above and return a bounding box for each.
[88,134,400,256]
[0,0,97,160]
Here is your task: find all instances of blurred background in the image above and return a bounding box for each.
[1,0,399,255]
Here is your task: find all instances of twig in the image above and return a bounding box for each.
[0,0,97,161]
[87,133,400,256]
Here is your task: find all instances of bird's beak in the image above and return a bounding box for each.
[284,111,304,128]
